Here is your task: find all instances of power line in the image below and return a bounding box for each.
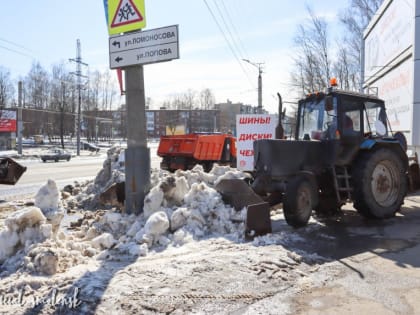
[0,37,34,53]
[0,44,33,59]
[212,0,246,60]
[219,1,249,60]
[202,0,254,88]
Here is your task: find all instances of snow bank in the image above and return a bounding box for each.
[0,147,254,275]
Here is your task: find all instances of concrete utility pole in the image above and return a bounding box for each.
[124,66,150,214]
[69,39,88,156]
[17,81,22,155]
[243,59,264,113]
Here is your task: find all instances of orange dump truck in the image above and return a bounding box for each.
[157,133,237,172]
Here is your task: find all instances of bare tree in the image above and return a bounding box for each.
[339,0,383,89]
[171,93,184,110]
[100,69,118,110]
[25,62,50,109]
[146,97,153,109]
[89,70,101,110]
[333,45,352,90]
[291,1,382,95]
[182,89,197,110]
[0,67,15,107]
[292,7,331,95]
[199,88,215,110]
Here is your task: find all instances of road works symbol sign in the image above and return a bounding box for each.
[108,0,146,35]
[109,25,179,69]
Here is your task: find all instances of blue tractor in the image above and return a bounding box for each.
[217,86,409,235]
[250,88,409,228]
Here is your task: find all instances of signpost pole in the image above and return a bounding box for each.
[124,65,150,214]
[17,81,22,155]
[106,0,177,215]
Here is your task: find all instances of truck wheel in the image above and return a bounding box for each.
[352,148,407,219]
[283,175,317,228]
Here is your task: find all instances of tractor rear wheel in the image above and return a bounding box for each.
[352,148,407,219]
[283,175,317,228]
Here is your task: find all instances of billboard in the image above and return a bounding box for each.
[364,0,414,79]
[236,114,277,171]
[374,59,413,138]
[0,110,17,132]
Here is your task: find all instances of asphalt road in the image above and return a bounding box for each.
[0,143,161,201]
[0,154,106,200]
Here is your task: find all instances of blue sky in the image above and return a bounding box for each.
[0,0,347,113]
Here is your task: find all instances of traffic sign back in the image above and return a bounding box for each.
[108,0,146,35]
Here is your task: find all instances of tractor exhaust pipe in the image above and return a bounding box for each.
[275,92,284,139]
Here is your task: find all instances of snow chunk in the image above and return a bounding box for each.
[214,169,252,186]
[170,207,190,231]
[143,186,164,219]
[34,179,65,234]
[144,211,169,239]
[161,176,189,206]
[33,249,58,275]
[127,243,148,256]
[35,179,60,212]
[0,207,51,263]
[5,206,46,231]
[91,233,116,250]
[127,220,142,237]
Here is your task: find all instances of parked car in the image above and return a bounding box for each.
[40,148,72,162]
[80,141,100,152]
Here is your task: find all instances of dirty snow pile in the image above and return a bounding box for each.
[0,179,68,275]
[75,163,251,258]
[0,146,254,276]
[60,146,126,210]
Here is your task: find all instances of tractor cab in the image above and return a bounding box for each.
[296,90,389,165]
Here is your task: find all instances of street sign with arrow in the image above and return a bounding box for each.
[109,25,179,69]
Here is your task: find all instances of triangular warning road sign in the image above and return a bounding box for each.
[111,0,143,28]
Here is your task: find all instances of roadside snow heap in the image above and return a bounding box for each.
[0,179,66,275]
[0,146,253,276]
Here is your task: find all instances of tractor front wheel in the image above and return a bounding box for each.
[283,175,317,228]
[352,148,407,219]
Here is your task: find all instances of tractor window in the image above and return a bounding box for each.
[298,97,337,140]
[342,110,361,135]
[363,101,388,136]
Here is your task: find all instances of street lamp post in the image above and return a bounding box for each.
[243,59,264,113]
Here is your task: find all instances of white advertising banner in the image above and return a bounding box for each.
[236,114,277,171]
[375,58,413,138]
[364,0,414,79]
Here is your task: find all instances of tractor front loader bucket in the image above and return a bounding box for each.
[215,179,272,237]
[0,157,27,185]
